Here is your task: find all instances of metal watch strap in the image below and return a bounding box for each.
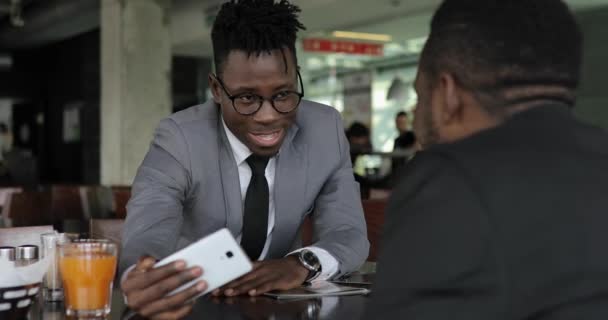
[299,251,321,282]
[289,251,321,282]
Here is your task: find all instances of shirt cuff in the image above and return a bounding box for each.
[120,264,136,304]
[288,246,339,281]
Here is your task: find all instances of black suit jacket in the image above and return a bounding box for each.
[365,104,608,319]
[394,131,416,150]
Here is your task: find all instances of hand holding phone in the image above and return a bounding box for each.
[155,228,253,298]
[121,256,204,319]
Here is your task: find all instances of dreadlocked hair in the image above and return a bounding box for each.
[211,0,306,75]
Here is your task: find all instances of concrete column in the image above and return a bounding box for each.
[101,0,172,185]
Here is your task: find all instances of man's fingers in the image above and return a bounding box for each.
[133,255,157,273]
[227,270,277,296]
[138,281,206,317]
[225,263,272,290]
[128,267,202,308]
[150,302,194,320]
[252,278,284,296]
[234,274,277,296]
[123,260,187,292]
[216,272,252,293]
[219,270,261,294]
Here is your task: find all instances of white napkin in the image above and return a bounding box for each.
[0,257,50,288]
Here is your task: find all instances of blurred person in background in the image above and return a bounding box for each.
[346,121,373,198]
[393,111,416,150]
[346,121,373,165]
[366,0,608,319]
[391,111,416,176]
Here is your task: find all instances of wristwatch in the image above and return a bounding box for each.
[291,249,322,282]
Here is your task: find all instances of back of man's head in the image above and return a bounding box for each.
[420,0,582,113]
[211,0,306,76]
[347,122,370,140]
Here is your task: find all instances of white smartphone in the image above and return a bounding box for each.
[155,228,252,297]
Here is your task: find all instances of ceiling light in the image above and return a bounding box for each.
[332,31,392,42]
[387,77,407,101]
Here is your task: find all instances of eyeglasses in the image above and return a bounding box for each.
[212,71,305,115]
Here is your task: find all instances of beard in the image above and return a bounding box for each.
[415,105,441,150]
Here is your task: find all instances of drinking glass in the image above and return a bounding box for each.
[41,232,75,302]
[58,239,117,318]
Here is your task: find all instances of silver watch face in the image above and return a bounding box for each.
[301,250,320,271]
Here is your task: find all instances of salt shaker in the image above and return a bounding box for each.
[0,246,16,262]
[15,245,39,266]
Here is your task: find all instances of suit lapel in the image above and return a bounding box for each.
[217,117,243,237]
[268,124,308,258]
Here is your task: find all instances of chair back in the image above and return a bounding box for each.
[111,186,131,219]
[362,199,387,262]
[50,185,84,221]
[4,191,51,227]
[89,219,124,248]
[81,186,114,219]
[299,199,387,262]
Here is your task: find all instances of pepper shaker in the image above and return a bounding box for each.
[15,245,39,266]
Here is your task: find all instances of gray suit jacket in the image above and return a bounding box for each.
[120,100,369,276]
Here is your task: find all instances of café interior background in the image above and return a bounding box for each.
[0,0,605,186]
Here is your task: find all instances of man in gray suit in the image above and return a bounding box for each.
[119,1,368,318]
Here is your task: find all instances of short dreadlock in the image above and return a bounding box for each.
[211,0,306,76]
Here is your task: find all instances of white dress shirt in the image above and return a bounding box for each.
[222,118,339,280]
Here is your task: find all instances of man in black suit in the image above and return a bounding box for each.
[365,0,608,319]
[392,111,416,176]
[393,111,416,150]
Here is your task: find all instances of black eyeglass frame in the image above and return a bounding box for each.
[212,70,305,115]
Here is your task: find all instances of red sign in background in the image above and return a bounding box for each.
[302,38,384,56]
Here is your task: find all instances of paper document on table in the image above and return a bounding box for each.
[263,281,370,300]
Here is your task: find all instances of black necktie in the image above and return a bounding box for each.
[241,155,270,260]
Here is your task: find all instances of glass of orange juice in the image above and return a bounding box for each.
[58,239,117,318]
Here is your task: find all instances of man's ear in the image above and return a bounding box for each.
[437,72,464,124]
[209,74,222,104]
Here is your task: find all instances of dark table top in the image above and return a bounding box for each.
[29,285,370,319]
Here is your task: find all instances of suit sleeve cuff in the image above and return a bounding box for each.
[288,246,339,281]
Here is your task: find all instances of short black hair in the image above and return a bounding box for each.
[396,111,407,118]
[346,122,370,139]
[211,0,306,75]
[420,0,582,112]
